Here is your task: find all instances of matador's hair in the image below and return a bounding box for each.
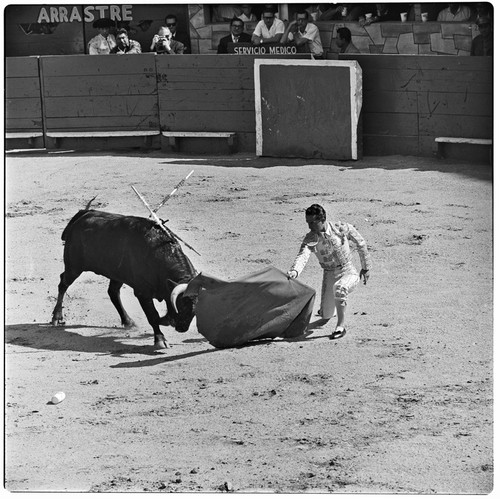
[305,204,326,222]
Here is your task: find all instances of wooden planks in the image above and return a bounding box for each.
[5,57,43,134]
[41,54,157,76]
[256,60,362,160]
[157,55,257,133]
[5,53,493,156]
[162,111,255,133]
[40,54,159,133]
[340,54,492,156]
[42,74,157,97]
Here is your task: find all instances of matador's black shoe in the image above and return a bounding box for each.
[330,328,347,340]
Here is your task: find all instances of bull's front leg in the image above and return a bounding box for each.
[134,294,170,349]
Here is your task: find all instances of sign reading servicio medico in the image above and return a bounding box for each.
[228,43,298,55]
[36,4,133,23]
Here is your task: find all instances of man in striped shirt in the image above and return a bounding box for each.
[287,204,371,339]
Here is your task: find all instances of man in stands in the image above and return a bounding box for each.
[437,3,473,22]
[471,16,493,56]
[164,14,190,53]
[252,6,285,45]
[110,28,142,54]
[280,9,323,58]
[336,27,360,54]
[238,4,257,22]
[217,18,252,54]
[150,26,185,54]
[88,18,116,54]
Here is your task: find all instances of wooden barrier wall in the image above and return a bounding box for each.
[339,54,493,156]
[5,54,493,157]
[156,55,256,151]
[6,57,44,146]
[40,54,159,131]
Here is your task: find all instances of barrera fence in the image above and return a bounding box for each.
[6,54,492,157]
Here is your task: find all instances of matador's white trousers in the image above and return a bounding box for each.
[320,268,360,319]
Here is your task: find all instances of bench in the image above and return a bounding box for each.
[161,131,236,153]
[46,130,160,148]
[435,137,492,160]
[6,132,44,146]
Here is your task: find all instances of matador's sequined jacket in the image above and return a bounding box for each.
[290,221,372,276]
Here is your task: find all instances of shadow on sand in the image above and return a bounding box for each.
[5,322,172,358]
[5,319,332,368]
[6,149,492,181]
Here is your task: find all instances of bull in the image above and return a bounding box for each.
[51,207,198,349]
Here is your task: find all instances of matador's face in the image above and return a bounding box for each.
[306,215,326,234]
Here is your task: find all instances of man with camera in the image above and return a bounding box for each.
[150,26,185,54]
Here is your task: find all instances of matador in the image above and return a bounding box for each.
[287,204,371,339]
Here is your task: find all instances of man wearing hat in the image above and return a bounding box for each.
[471,17,493,56]
[88,18,116,55]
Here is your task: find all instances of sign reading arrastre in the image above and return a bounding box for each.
[36,4,133,23]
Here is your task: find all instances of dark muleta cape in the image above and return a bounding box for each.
[185,266,316,348]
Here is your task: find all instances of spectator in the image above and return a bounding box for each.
[213,5,242,22]
[336,27,360,53]
[360,3,400,26]
[437,3,473,22]
[407,3,441,22]
[238,4,257,22]
[217,17,252,53]
[317,4,364,21]
[471,16,493,56]
[252,6,285,44]
[164,14,190,53]
[88,18,116,54]
[280,9,323,58]
[474,2,493,22]
[304,3,329,21]
[110,28,142,54]
[150,26,185,54]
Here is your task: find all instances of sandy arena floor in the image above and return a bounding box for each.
[4,151,493,493]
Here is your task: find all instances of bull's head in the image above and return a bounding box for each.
[170,283,196,332]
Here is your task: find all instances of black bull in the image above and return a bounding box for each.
[51,209,198,348]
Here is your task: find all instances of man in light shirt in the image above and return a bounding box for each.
[437,3,473,22]
[252,7,285,45]
[280,9,323,58]
[88,18,116,55]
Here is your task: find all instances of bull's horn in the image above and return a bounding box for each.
[170,283,188,313]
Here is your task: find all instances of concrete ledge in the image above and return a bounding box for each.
[435,137,492,145]
[6,132,44,139]
[436,137,492,162]
[161,131,236,152]
[6,132,44,147]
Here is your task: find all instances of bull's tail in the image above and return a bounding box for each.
[61,197,97,242]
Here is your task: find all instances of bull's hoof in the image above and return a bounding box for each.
[51,318,65,326]
[154,340,170,350]
[122,320,135,329]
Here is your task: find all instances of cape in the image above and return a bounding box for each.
[189,266,316,348]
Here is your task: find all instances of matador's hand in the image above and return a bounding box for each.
[287,270,298,280]
[360,269,370,285]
